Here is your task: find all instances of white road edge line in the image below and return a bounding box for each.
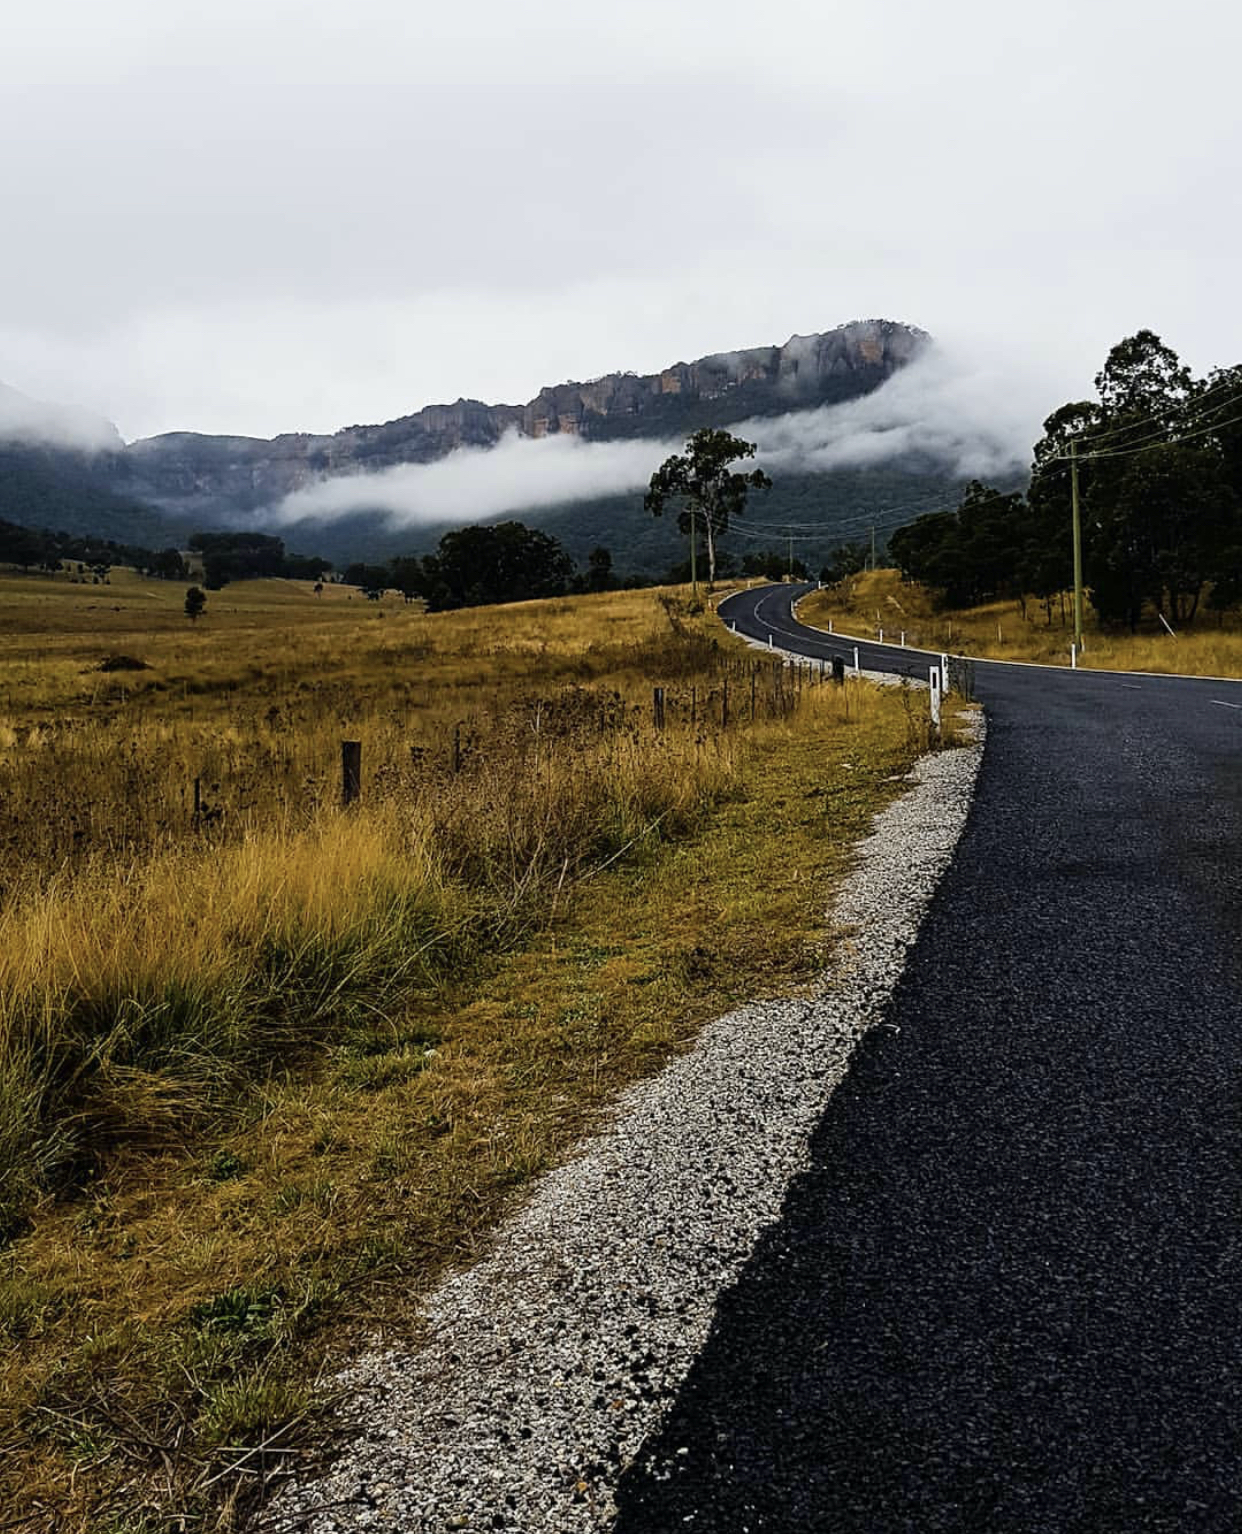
[744,589,1242,689]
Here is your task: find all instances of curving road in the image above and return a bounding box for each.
[614,584,1242,1532]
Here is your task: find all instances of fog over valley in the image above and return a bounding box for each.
[268,343,1044,532]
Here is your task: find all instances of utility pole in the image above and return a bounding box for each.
[870,524,877,572]
[1070,440,1084,653]
[788,527,794,580]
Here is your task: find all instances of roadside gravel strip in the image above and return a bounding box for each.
[267,724,985,1533]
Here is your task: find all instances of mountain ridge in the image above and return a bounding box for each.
[117,319,929,520]
[0,320,939,565]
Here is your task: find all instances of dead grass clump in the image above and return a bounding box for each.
[95,654,151,673]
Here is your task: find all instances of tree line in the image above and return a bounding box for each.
[0,517,181,580]
[887,331,1242,627]
[0,522,335,586]
[2,504,823,614]
[343,524,625,609]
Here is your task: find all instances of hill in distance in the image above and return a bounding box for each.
[0,319,986,573]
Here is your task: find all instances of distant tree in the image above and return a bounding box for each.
[0,522,46,570]
[645,427,771,588]
[743,549,809,581]
[284,552,332,580]
[585,545,614,592]
[145,547,188,581]
[389,556,428,603]
[888,483,1027,608]
[819,542,868,584]
[190,531,287,588]
[184,586,207,622]
[420,523,574,610]
[343,562,390,598]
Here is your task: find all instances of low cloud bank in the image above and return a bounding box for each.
[269,431,674,530]
[270,343,1043,531]
[746,343,1043,481]
[0,381,122,452]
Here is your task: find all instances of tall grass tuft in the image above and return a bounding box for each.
[0,662,740,1235]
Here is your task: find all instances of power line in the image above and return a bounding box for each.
[1040,376,1242,460]
[1063,406,1242,464]
[739,497,950,539]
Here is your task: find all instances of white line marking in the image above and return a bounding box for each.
[1210,699,1242,709]
[734,592,1242,688]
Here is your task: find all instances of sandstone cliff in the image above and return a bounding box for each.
[119,319,928,519]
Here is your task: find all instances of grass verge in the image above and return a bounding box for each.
[800,568,1242,676]
[0,577,950,1532]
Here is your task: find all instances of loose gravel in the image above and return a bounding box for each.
[265,724,984,1533]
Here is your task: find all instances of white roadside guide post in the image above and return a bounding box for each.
[941,652,950,694]
[853,646,861,678]
[930,665,942,734]
[900,631,906,647]
[768,632,774,649]
[1071,643,1077,669]
[878,627,884,643]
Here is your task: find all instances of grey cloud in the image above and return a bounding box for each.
[0,381,121,452]
[1,1,1240,443]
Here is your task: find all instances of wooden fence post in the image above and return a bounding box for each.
[341,740,362,805]
[653,687,666,730]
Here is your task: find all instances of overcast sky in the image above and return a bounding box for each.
[2,0,1239,444]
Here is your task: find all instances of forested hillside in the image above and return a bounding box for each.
[280,465,974,577]
[0,444,186,547]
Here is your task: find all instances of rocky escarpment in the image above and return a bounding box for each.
[118,319,929,520]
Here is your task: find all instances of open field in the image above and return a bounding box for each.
[800,569,1242,677]
[0,570,947,1532]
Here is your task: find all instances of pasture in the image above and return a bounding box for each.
[0,570,938,1531]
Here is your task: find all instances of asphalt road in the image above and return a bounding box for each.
[613,584,1242,1532]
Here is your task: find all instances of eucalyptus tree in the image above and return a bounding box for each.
[645,427,771,591]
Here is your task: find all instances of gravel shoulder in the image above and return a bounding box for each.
[264,724,985,1533]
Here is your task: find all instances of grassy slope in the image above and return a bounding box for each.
[800,569,1242,678]
[0,570,942,1532]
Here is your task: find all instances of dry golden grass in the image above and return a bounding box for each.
[0,568,942,1532]
[801,569,1242,677]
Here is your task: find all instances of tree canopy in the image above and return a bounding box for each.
[888,330,1242,629]
[377,522,576,611]
[645,427,771,588]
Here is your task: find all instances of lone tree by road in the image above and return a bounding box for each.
[184,586,207,622]
[645,427,771,592]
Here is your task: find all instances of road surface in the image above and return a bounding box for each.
[613,584,1242,1532]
